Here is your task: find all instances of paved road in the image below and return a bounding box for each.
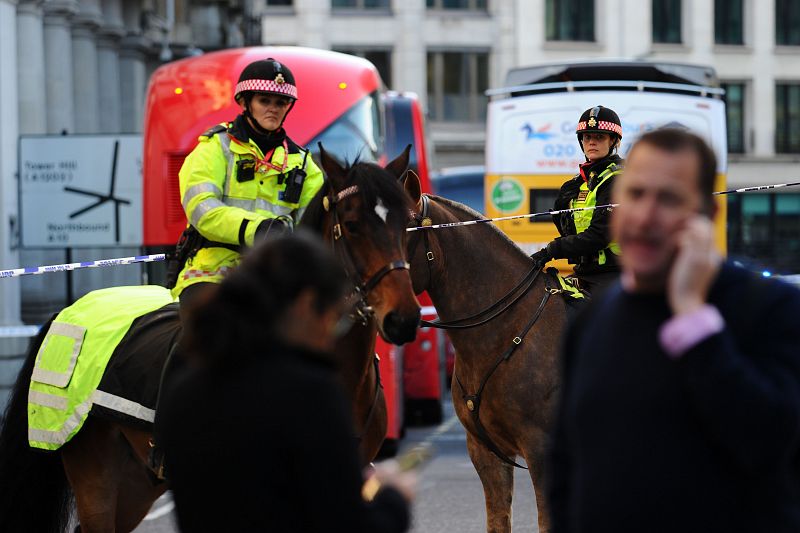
[134,399,540,532]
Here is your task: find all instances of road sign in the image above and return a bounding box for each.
[19,135,143,248]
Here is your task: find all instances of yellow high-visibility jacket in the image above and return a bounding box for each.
[173,121,323,297]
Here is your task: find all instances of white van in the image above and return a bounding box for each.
[484,61,728,263]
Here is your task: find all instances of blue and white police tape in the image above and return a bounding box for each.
[406,204,619,232]
[407,181,800,232]
[0,253,166,279]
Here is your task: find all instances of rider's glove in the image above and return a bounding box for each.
[254,216,292,242]
[530,244,553,267]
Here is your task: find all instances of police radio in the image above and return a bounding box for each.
[281,149,310,204]
[281,166,306,204]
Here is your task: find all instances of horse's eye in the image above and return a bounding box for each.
[344,220,359,234]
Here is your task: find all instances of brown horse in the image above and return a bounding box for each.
[0,148,420,533]
[403,173,568,533]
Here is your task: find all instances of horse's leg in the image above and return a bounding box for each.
[522,429,551,533]
[61,418,123,532]
[113,427,167,532]
[466,432,515,533]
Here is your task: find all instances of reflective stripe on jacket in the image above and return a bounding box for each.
[570,163,622,266]
[173,124,323,297]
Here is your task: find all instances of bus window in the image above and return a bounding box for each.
[529,188,559,222]
[308,91,382,162]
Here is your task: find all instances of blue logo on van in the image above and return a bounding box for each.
[521,123,556,141]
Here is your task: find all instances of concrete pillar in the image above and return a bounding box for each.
[688,0,713,63]
[72,0,102,133]
[1,0,22,328]
[516,0,542,66]
[119,0,148,133]
[296,0,330,49]
[17,0,47,134]
[43,0,78,134]
[394,0,425,98]
[492,0,516,89]
[0,0,24,413]
[69,0,140,297]
[752,0,775,157]
[22,0,78,325]
[97,0,124,133]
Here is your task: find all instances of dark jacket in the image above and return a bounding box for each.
[159,343,409,533]
[548,263,800,533]
[550,155,623,275]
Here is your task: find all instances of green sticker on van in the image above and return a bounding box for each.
[491,179,524,212]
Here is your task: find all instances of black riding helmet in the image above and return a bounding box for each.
[235,58,298,133]
[575,105,622,158]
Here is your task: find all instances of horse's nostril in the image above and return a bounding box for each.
[383,311,419,344]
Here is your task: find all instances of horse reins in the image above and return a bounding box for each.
[410,194,563,469]
[323,183,409,442]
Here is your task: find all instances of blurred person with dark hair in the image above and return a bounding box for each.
[158,232,414,533]
[531,105,624,295]
[547,129,800,533]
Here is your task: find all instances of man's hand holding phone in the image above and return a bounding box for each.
[667,215,722,316]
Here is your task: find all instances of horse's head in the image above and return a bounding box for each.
[307,145,420,345]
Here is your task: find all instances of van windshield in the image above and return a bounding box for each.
[308,92,382,163]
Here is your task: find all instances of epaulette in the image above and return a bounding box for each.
[198,124,229,141]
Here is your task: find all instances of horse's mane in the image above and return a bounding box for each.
[429,195,531,259]
[300,160,413,230]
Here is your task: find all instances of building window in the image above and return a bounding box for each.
[427,51,488,122]
[333,0,390,8]
[728,193,800,274]
[545,0,594,42]
[715,0,743,44]
[776,83,800,153]
[776,0,800,45]
[266,0,292,5]
[334,48,392,88]
[652,0,681,43]
[722,83,745,153]
[426,0,487,9]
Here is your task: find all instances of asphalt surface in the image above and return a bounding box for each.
[133,398,540,533]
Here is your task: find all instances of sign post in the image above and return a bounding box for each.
[18,134,143,248]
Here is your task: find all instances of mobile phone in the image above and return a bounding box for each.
[361,444,433,501]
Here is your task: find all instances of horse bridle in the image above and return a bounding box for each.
[323,184,410,325]
[408,193,562,469]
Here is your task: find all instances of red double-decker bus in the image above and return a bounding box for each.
[142,47,443,452]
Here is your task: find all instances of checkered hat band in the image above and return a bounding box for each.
[235,79,298,99]
[576,121,622,136]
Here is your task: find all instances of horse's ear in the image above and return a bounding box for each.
[385,144,411,181]
[403,165,422,207]
[318,143,346,190]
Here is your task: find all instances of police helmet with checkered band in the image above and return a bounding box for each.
[234,58,298,103]
[575,105,622,142]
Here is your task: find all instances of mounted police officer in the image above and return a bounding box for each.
[531,105,624,295]
[167,58,324,316]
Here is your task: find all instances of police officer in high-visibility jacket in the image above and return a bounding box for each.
[169,58,324,314]
[531,105,624,294]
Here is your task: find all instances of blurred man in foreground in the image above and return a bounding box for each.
[547,129,800,533]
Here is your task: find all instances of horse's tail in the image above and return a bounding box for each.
[0,316,73,532]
